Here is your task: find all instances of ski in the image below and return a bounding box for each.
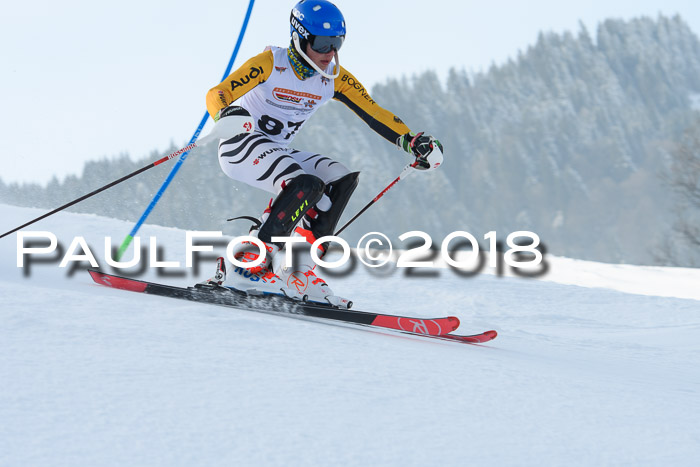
[87,270,497,344]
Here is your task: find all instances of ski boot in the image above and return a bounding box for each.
[274,227,353,309]
[229,233,280,275]
[224,252,309,302]
[198,256,227,287]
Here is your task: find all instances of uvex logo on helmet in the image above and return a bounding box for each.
[291,17,310,39]
[289,1,346,41]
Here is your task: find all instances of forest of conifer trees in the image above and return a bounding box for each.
[2,15,700,266]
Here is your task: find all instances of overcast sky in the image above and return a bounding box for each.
[1,0,699,185]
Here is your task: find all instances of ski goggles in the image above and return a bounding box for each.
[309,34,345,54]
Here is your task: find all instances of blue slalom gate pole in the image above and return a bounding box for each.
[116,0,255,260]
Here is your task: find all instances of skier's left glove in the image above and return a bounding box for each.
[397,132,444,171]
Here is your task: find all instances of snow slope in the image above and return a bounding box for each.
[1,204,699,466]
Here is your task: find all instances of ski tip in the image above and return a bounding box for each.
[448,316,461,332]
[460,329,498,344]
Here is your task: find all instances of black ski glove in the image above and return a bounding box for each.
[396,132,444,170]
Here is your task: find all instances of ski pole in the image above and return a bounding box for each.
[334,161,418,236]
[0,133,222,240]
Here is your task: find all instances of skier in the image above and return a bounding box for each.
[205,0,443,303]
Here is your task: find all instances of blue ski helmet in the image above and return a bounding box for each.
[290,0,346,54]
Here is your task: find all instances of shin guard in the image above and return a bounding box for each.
[258,174,326,245]
[303,172,360,251]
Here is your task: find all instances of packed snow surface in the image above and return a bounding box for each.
[1,204,699,466]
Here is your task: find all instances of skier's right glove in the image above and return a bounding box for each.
[209,105,254,140]
[214,105,251,122]
[397,132,444,171]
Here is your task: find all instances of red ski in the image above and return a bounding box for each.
[88,270,497,345]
